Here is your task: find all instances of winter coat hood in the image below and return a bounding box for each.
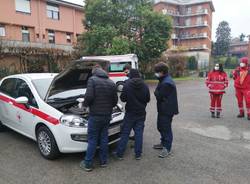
[93,68,109,78]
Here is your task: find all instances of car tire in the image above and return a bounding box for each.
[0,121,5,132]
[116,82,124,92]
[36,126,60,160]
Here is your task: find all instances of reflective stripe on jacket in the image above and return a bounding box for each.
[206,71,228,94]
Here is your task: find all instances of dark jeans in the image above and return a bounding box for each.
[84,115,111,166]
[157,114,173,152]
[116,113,145,157]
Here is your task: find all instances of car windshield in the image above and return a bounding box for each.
[32,78,54,100]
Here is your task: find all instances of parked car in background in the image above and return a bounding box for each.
[82,54,139,91]
[0,59,124,160]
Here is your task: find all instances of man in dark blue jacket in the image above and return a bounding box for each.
[80,66,118,171]
[115,69,150,160]
[153,62,179,158]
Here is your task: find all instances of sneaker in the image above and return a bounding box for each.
[135,155,142,160]
[80,161,93,172]
[158,148,170,158]
[153,143,163,149]
[248,116,250,121]
[100,162,108,168]
[112,151,124,160]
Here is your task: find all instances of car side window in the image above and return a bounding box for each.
[16,79,38,108]
[0,78,17,98]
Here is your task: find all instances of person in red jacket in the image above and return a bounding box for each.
[206,63,228,118]
[232,57,250,120]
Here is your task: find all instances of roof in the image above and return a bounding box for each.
[47,0,84,11]
[230,41,249,47]
[154,0,215,12]
[82,54,138,62]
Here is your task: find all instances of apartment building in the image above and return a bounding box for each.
[229,38,250,58]
[154,0,215,68]
[0,0,84,52]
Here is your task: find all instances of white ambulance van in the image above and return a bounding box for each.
[82,54,139,91]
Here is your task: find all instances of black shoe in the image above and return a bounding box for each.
[80,161,93,172]
[211,112,215,118]
[112,151,124,160]
[216,112,220,118]
[237,113,245,118]
[153,143,163,149]
[135,155,142,160]
[100,162,108,168]
[248,116,250,121]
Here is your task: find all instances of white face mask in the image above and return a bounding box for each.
[155,73,160,78]
[214,66,219,71]
[240,63,246,68]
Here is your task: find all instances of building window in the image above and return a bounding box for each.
[196,17,203,25]
[15,0,31,14]
[22,26,30,42]
[47,3,59,20]
[48,30,55,43]
[185,18,191,26]
[0,25,6,37]
[186,7,192,14]
[197,5,202,13]
[66,33,71,43]
[162,9,167,15]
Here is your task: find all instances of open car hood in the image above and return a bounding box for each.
[45,59,110,102]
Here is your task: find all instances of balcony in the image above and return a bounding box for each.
[1,40,74,52]
[189,44,209,51]
[171,34,178,39]
[162,9,208,17]
[177,33,208,40]
[169,44,209,51]
[174,21,208,29]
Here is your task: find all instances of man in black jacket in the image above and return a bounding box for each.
[115,69,150,160]
[80,66,118,171]
[153,62,179,158]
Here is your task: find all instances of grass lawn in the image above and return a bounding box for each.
[146,76,203,84]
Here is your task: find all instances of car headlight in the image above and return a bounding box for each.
[60,115,88,128]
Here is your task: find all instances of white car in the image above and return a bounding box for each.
[0,59,124,159]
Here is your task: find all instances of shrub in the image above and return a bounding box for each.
[187,56,198,70]
[167,55,188,78]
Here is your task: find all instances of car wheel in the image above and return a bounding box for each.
[0,121,5,132]
[36,126,60,160]
[116,82,124,92]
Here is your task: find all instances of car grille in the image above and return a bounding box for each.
[71,120,122,143]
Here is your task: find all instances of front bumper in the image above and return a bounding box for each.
[53,113,124,153]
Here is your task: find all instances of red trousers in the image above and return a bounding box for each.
[210,94,223,112]
[235,88,250,115]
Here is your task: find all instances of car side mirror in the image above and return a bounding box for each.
[15,97,29,108]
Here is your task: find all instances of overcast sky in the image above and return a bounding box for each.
[65,0,250,41]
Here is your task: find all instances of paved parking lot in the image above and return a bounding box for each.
[1,79,250,184]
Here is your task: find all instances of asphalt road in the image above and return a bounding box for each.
[1,79,250,184]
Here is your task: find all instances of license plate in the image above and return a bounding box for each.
[108,126,120,135]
